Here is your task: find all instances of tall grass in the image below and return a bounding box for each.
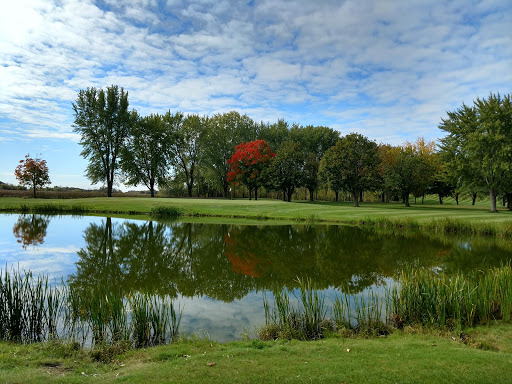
[261,278,328,340]
[356,216,512,238]
[0,269,181,349]
[261,265,512,340]
[391,264,512,331]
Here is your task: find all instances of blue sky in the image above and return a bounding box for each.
[1,0,511,189]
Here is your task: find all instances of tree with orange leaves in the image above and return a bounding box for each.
[227,140,275,200]
[14,154,51,198]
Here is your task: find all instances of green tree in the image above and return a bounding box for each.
[121,113,168,197]
[439,93,512,212]
[165,112,205,197]
[334,133,380,207]
[14,154,51,198]
[303,152,320,201]
[264,141,304,202]
[384,144,422,207]
[319,141,344,201]
[72,85,132,197]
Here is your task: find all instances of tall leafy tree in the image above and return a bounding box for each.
[439,93,512,212]
[202,111,257,197]
[319,141,344,201]
[334,133,379,207]
[121,113,168,197]
[383,144,422,207]
[72,85,132,197]
[303,152,320,201]
[14,154,51,198]
[165,112,205,197]
[289,125,339,160]
[227,140,275,200]
[264,141,304,202]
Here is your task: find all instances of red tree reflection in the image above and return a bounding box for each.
[13,214,50,249]
[224,232,271,277]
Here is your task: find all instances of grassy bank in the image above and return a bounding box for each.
[1,325,512,383]
[1,196,512,236]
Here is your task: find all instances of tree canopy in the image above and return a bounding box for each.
[72,85,132,197]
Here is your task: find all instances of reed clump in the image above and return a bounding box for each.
[391,264,512,331]
[261,278,328,340]
[149,206,183,217]
[260,265,512,341]
[0,269,181,349]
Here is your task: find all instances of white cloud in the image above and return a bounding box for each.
[0,0,510,151]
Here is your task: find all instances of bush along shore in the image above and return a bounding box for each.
[1,265,511,357]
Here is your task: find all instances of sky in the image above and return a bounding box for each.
[0,0,511,189]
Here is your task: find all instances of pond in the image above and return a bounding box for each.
[1,213,512,341]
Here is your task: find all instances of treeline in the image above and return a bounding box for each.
[72,87,512,211]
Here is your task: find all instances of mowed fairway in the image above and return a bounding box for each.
[1,196,511,224]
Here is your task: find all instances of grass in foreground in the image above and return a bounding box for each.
[1,325,512,383]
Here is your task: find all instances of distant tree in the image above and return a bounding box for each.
[165,112,205,197]
[72,85,132,197]
[258,119,290,152]
[264,141,305,202]
[121,113,168,197]
[319,141,344,201]
[334,133,380,207]
[14,154,51,198]
[439,93,512,212]
[303,152,320,201]
[227,140,275,200]
[383,144,422,207]
[409,137,437,204]
[289,125,339,160]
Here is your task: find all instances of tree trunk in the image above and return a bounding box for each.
[282,190,287,202]
[490,189,497,212]
[502,195,506,207]
[255,188,258,201]
[287,188,292,202]
[472,192,477,205]
[455,193,460,205]
[404,193,410,207]
[359,190,363,203]
[506,193,512,210]
[33,184,37,198]
[150,180,155,197]
[223,181,229,198]
[309,189,314,202]
[335,191,339,202]
[382,193,385,203]
[422,194,425,204]
[439,195,443,205]
[107,180,113,197]
[353,190,359,207]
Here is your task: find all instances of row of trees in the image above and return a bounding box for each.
[71,86,511,211]
[72,85,339,198]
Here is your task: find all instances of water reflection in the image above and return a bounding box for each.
[12,214,50,249]
[66,218,512,300]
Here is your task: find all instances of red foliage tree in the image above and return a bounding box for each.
[14,154,51,198]
[227,140,275,200]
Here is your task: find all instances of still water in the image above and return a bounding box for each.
[1,213,511,341]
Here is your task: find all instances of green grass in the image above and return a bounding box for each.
[1,325,512,383]
[1,196,511,223]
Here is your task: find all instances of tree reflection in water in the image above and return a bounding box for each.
[12,214,51,249]
[67,218,512,302]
